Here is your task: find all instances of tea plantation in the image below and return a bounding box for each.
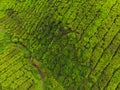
[0,0,120,90]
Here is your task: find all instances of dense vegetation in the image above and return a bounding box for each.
[0,0,120,90]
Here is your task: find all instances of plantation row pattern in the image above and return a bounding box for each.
[0,0,120,90]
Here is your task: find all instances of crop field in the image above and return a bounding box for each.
[0,0,120,90]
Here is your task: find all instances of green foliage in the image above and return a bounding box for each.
[0,0,120,90]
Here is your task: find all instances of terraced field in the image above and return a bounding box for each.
[0,25,43,90]
[0,0,120,90]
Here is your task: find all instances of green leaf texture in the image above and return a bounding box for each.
[0,0,120,90]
